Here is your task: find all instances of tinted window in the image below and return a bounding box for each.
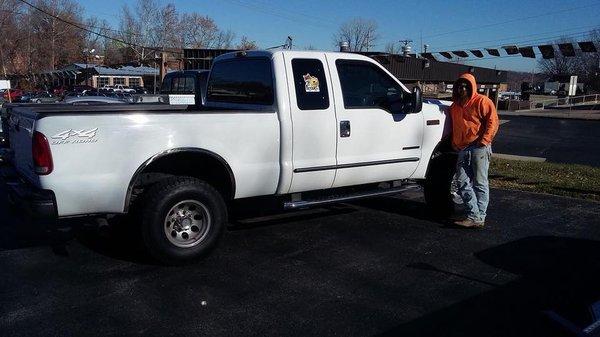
[335,60,403,109]
[292,59,329,110]
[207,58,274,105]
[160,77,172,93]
[161,75,195,94]
[172,76,195,93]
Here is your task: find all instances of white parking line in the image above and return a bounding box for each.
[492,153,546,162]
[499,119,510,125]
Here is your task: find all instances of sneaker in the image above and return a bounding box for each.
[454,218,484,229]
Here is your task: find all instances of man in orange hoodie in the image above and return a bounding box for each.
[450,73,499,228]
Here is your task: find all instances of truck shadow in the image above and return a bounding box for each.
[376,236,600,337]
[351,195,447,224]
[1,189,437,264]
[0,199,369,267]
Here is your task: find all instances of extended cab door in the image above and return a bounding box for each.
[283,52,337,193]
[326,54,424,188]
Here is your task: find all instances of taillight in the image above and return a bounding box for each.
[32,131,53,175]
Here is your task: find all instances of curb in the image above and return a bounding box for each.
[492,153,546,162]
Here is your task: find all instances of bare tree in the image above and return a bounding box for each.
[574,29,600,92]
[29,0,86,71]
[333,18,378,52]
[0,0,26,76]
[213,30,235,49]
[537,31,600,92]
[236,36,258,50]
[156,3,181,49]
[384,42,402,54]
[117,0,161,62]
[179,13,234,49]
[118,0,237,62]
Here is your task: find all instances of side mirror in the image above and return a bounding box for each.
[410,86,423,113]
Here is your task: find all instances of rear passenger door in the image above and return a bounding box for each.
[284,52,337,193]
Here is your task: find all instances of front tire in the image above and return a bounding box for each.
[424,152,457,217]
[140,177,227,264]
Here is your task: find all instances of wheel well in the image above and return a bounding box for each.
[125,149,235,211]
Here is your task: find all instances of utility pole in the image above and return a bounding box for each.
[153,52,158,94]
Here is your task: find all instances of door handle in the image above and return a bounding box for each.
[340,120,350,137]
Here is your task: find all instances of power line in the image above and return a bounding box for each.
[422,3,600,39]
[1,8,143,37]
[16,0,182,56]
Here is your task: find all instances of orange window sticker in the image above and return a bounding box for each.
[303,73,320,92]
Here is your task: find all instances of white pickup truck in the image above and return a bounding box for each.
[1,50,454,264]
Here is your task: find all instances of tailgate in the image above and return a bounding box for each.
[6,107,38,183]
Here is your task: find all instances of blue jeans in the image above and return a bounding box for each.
[454,144,491,222]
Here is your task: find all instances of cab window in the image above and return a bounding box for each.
[291,58,329,110]
[335,59,403,110]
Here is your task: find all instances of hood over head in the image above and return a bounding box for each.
[452,73,478,102]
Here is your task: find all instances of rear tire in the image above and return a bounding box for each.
[424,152,457,218]
[140,177,227,265]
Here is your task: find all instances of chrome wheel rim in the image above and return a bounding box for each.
[164,200,211,248]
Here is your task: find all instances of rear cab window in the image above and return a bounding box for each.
[161,74,195,94]
[206,57,274,106]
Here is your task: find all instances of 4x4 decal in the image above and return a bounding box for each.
[51,128,98,145]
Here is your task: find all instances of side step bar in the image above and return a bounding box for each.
[283,184,421,210]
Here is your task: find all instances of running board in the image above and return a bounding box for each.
[284,184,421,210]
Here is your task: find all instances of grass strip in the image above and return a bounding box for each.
[489,158,600,202]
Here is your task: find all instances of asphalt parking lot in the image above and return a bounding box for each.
[493,115,600,167]
[1,184,600,337]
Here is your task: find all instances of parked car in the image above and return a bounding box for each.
[107,92,134,103]
[31,92,60,103]
[112,85,136,93]
[62,91,82,99]
[52,86,68,96]
[71,85,95,93]
[82,90,107,97]
[2,50,452,265]
[99,85,115,93]
[130,86,148,94]
[2,88,23,102]
[62,96,128,104]
[18,91,36,103]
[160,69,209,107]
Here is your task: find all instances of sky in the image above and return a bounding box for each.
[77,0,600,72]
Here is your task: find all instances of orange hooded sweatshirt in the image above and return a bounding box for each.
[450,73,499,150]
